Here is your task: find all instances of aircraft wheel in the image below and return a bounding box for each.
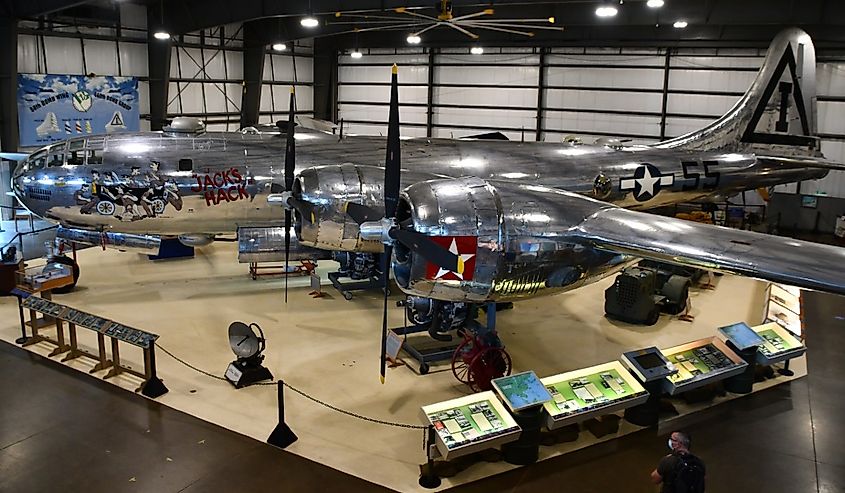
[96,201,115,216]
[47,255,80,294]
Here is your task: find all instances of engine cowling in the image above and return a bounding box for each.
[392,177,629,302]
[294,164,439,252]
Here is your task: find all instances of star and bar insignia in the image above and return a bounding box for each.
[619,163,675,202]
[424,236,477,281]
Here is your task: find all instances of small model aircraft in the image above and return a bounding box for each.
[11,28,845,382]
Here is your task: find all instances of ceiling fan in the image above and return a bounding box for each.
[332,1,564,40]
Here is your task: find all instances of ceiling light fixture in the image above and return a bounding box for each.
[646,0,664,7]
[595,3,619,18]
[673,20,688,28]
[300,16,319,28]
[470,46,484,55]
[153,31,170,40]
[406,34,421,44]
[350,50,363,59]
[272,43,287,52]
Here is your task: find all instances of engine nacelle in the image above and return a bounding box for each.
[294,164,437,252]
[393,177,628,302]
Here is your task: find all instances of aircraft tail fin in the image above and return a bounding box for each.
[658,28,819,155]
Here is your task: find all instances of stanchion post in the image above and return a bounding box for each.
[267,380,298,448]
[418,424,441,488]
[139,343,169,398]
[15,294,28,344]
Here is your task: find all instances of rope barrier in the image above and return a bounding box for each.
[157,344,426,430]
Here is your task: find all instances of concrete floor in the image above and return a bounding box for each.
[0,241,835,492]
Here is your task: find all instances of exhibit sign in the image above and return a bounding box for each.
[660,337,748,395]
[540,361,649,429]
[420,391,520,460]
[17,74,140,147]
[491,370,552,412]
[621,346,677,383]
[752,322,806,365]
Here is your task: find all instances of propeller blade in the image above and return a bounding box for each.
[380,244,392,384]
[391,229,462,274]
[346,202,382,225]
[284,87,296,192]
[288,197,316,224]
[284,209,291,303]
[283,87,295,303]
[384,64,401,219]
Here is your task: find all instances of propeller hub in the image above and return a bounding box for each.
[359,217,396,244]
[267,191,295,209]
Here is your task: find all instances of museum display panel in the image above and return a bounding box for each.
[659,337,748,395]
[753,322,807,365]
[420,391,521,460]
[540,361,649,429]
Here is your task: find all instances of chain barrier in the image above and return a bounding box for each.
[157,344,426,430]
[157,344,228,382]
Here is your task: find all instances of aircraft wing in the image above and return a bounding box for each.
[573,206,845,295]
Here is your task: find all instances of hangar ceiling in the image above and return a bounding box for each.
[5,0,845,49]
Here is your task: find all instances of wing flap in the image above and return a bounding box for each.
[574,207,845,295]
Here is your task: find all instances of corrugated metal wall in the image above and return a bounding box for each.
[338,46,845,197]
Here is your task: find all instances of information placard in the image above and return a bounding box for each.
[420,391,520,460]
[541,361,649,429]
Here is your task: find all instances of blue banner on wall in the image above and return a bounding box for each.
[17,74,140,148]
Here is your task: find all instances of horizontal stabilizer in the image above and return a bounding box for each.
[757,155,845,171]
[461,132,509,141]
[574,206,845,296]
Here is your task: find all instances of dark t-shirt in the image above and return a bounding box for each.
[657,452,706,493]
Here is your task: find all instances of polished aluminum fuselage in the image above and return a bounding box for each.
[13,130,825,235]
[12,130,826,301]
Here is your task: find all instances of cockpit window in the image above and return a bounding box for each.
[30,150,47,169]
[86,136,105,165]
[47,143,66,167]
[67,139,85,165]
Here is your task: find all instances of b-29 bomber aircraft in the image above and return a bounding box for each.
[11,28,845,328]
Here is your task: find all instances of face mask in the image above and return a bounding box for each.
[668,439,674,451]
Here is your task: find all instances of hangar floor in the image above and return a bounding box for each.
[0,242,836,492]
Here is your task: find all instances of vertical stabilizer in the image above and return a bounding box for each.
[658,28,819,156]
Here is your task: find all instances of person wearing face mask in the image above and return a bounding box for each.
[650,430,706,493]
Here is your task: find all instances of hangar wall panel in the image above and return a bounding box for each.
[337,48,845,197]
